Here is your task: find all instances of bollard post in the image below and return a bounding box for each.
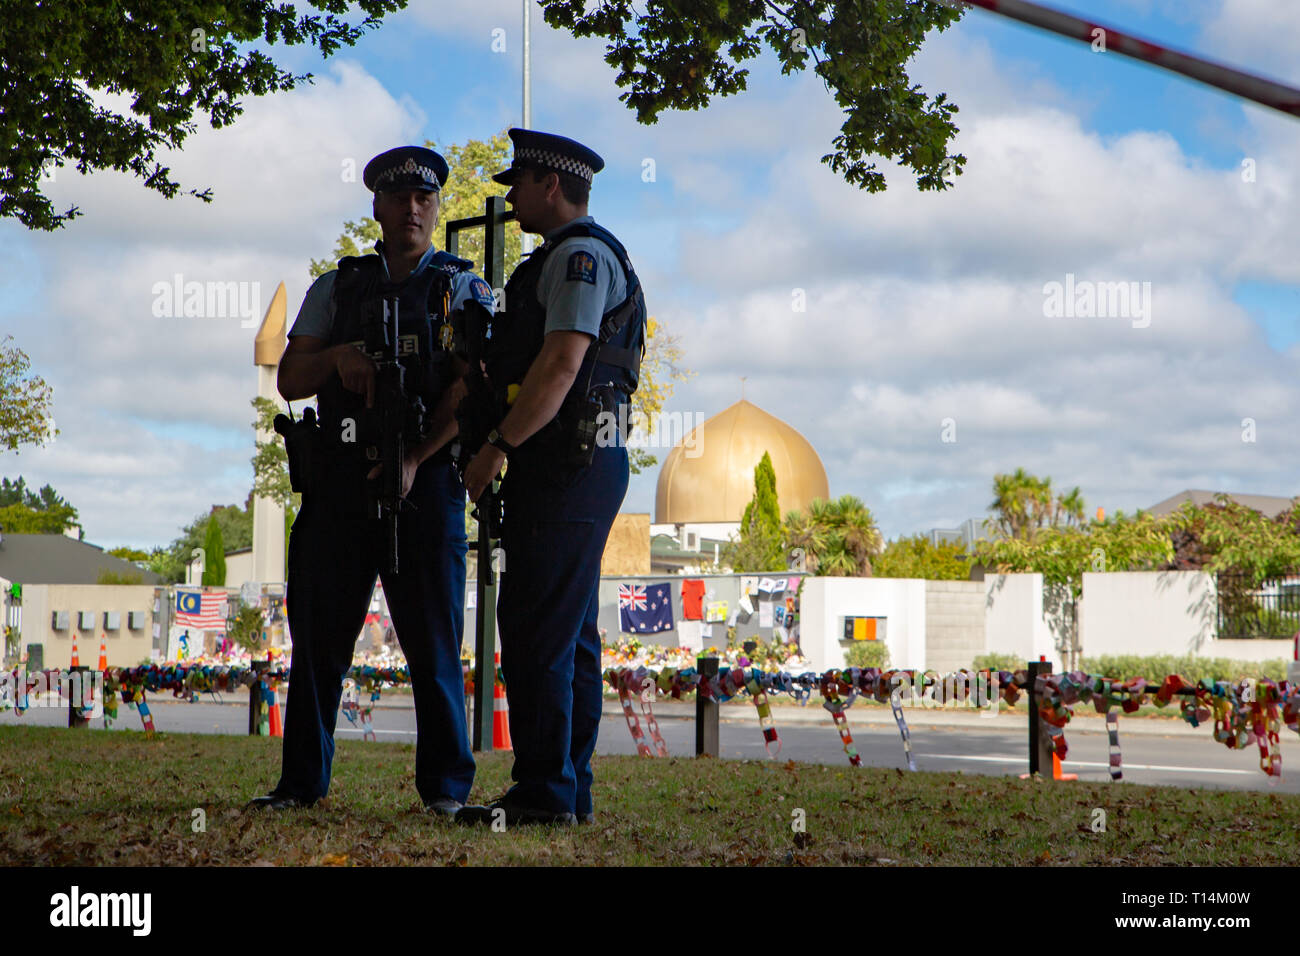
[67,666,90,728]
[1026,657,1053,776]
[696,656,719,757]
[249,659,271,735]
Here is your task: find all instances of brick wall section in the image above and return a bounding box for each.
[924,580,987,673]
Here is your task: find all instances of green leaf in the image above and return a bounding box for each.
[0,337,57,451]
[3,1,409,230]
[538,0,966,195]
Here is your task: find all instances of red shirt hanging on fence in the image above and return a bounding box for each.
[681,579,705,620]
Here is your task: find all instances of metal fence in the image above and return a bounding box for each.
[1215,572,1300,639]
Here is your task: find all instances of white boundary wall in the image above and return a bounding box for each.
[1079,571,1213,658]
[1079,571,1290,663]
[983,573,1055,663]
[799,577,927,672]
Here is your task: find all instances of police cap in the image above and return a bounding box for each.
[492,128,605,186]
[363,146,449,193]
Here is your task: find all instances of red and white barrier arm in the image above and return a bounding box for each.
[959,0,1300,118]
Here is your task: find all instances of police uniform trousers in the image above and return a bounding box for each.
[275,457,475,805]
[496,441,629,816]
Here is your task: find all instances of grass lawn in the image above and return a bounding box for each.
[2,725,1297,866]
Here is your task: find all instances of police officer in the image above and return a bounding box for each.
[459,129,646,826]
[247,146,494,815]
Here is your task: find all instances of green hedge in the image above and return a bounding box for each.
[975,651,1287,682]
[972,653,1026,673]
[844,641,890,669]
[1080,654,1288,683]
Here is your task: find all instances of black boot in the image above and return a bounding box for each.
[456,800,577,827]
[244,792,316,811]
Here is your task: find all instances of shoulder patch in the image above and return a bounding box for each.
[468,277,495,309]
[566,250,598,285]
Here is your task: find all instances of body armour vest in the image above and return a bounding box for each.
[317,251,472,456]
[486,221,647,414]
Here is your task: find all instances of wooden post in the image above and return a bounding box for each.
[67,666,90,728]
[1026,657,1053,775]
[696,656,719,757]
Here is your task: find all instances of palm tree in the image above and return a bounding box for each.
[832,495,884,575]
[988,468,1035,539]
[817,537,859,576]
[1055,486,1086,528]
[783,508,825,572]
[783,495,883,576]
[988,469,1084,540]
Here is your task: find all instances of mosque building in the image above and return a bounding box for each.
[647,399,829,573]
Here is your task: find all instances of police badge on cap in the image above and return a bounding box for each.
[492,128,605,186]
[363,146,450,193]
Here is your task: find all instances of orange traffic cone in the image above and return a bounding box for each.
[97,636,107,672]
[268,699,283,737]
[1052,752,1078,781]
[70,637,80,668]
[492,652,512,751]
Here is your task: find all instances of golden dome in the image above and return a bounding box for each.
[654,399,830,523]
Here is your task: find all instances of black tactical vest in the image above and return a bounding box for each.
[487,220,646,410]
[317,251,472,458]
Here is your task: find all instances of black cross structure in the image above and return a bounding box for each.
[445,196,516,753]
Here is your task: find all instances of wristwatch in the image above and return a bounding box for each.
[486,429,516,456]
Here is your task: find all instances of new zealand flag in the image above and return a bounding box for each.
[619,583,674,633]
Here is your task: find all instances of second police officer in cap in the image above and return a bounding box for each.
[248,146,495,815]
[459,129,647,826]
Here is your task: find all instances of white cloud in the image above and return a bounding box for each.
[1203,0,1300,85]
[1,60,423,548]
[7,1,1300,554]
[37,61,422,250]
[403,0,525,38]
[624,25,1300,536]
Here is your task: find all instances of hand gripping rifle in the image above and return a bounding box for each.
[451,286,504,535]
[363,295,425,574]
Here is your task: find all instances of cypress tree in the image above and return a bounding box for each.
[201,515,226,587]
[728,452,785,571]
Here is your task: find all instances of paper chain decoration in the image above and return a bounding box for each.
[608,669,668,757]
[4,662,1296,778]
[0,663,408,737]
[603,665,1300,778]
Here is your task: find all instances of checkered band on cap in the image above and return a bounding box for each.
[375,156,440,190]
[516,146,595,183]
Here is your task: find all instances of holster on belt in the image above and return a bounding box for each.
[274,408,321,497]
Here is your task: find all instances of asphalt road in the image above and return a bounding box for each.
[5,695,1297,795]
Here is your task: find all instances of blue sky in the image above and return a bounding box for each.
[2,0,1299,549]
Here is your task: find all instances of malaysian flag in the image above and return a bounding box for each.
[175,589,228,631]
[619,582,673,634]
